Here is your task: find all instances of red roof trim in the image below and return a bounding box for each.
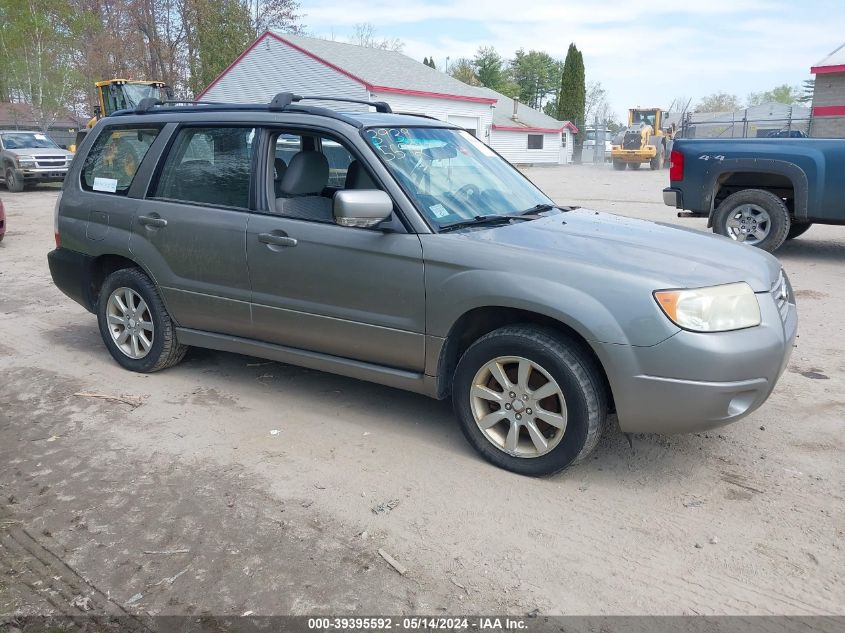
[197,33,270,99]
[812,105,845,116]
[199,30,496,105]
[370,85,496,104]
[493,123,578,134]
[811,63,845,74]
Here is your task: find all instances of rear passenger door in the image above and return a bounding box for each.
[129,125,254,338]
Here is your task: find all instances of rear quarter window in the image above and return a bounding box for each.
[80,126,161,195]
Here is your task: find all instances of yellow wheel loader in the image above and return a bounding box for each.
[71,80,168,151]
[611,108,674,171]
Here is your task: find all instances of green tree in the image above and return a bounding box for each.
[185,0,253,95]
[510,49,560,110]
[448,58,480,86]
[0,0,85,130]
[556,43,585,140]
[695,92,741,112]
[473,46,507,92]
[798,78,815,104]
[747,84,803,107]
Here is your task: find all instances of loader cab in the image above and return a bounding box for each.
[630,109,662,131]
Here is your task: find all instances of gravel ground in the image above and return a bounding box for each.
[0,166,843,619]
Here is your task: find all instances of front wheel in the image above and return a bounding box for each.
[97,268,187,372]
[452,325,607,476]
[5,168,23,192]
[713,189,790,252]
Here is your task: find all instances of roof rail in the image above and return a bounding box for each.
[268,92,392,114]
[111,92,396,126]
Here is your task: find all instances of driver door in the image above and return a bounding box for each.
[246,130,427,371]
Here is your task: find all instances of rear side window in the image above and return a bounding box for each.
[154,126,255,209]
[81,127,161,195]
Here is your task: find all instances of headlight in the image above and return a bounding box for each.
[654,282,761,332]
[16,155,36,167]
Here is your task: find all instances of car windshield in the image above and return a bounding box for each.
[364,126,554,228]
[1,132,60,150]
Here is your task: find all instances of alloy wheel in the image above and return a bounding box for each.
[470,356,568,458]
[106,287,154,359]
[725,203,771,244]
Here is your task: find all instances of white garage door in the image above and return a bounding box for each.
[448,115,480,136]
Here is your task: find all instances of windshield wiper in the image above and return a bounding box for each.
[439,215,519,233]
[518,203,559,215]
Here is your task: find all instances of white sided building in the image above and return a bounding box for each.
[199,32,575,165]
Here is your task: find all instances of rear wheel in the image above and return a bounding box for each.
[649,148,664,170]
[612,160,625,171]
[5,168,23,192]
[452,325,607,476]
[786,222,812,240]
[629,162,641,170]
[97,268,187,373]
[713,189,790,252]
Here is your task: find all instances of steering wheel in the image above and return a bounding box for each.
[455,183,481,201]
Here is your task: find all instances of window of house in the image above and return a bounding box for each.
[527,134,544,150]
[153,127,255,208]
[562,134,567,147]
[81,126,161,195]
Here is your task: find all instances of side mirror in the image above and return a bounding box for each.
[333,189,393,228]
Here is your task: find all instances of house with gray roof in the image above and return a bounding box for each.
[199,32,576,164]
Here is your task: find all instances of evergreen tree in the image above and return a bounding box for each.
[556,43,585,142]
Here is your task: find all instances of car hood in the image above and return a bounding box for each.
[6,147,71,157]
[457,209,781,292]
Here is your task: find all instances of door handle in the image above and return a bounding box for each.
[138,215,168,228]
[258,232,297,247]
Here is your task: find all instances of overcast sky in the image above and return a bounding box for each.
[300,0,844,120]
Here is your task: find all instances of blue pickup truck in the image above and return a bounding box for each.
[663,138,845,252]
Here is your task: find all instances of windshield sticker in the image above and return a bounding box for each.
[93,177,118,193]
[34,133,48,141]
[429,203,449,219]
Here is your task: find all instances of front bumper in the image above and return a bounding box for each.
[597,288,797,434]
[20,166,68,182]
[663,187,682,208]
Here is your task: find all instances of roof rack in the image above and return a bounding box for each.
[115,92,395,127]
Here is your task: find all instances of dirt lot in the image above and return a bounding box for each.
[1,165,843,619]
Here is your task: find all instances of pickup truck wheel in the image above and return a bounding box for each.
[713,189,790,253]
[5,168,23,193]
[97,268,187,373]
[786,222,812,240]
[452,325,607,476]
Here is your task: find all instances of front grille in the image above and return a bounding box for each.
[771,270,790,322]
[35,156,67,168]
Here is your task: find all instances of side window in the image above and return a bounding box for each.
[81,126,160,195]
[321,139,354,188]
[527,134,544,150]
[154,126,255,209]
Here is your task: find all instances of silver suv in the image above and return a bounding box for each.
[48,94,797,475]
[1,130,73,192]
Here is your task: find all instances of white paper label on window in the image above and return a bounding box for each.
[93,177,118,193]
[34,133,47,140]
[429,203,449,219]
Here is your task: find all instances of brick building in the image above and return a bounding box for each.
[810,43,845,138]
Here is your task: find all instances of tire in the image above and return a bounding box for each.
[452,325,607,476]
[629,163,641,170]
[5,167,23,192]
[786,222,812,240]
[649,147,663,170]
[96,267,187,373]
[713,189,790,253]
[612,160,625,171]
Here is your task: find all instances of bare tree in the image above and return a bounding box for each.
[350,23,403,52]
